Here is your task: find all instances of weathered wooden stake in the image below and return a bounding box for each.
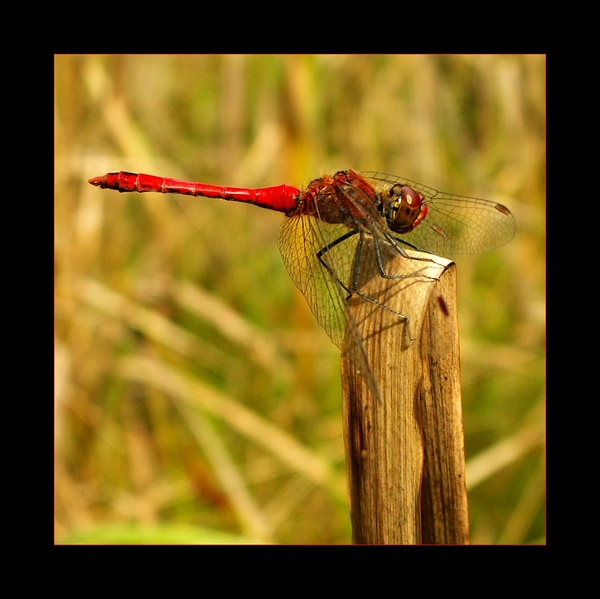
[341,242,469,545]
[419,261,470,544]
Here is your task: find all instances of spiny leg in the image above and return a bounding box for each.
[376,233,443,282]
[315,229,359,298]
[316,230,420,342]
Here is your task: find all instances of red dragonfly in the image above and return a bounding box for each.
[89,169,515,353]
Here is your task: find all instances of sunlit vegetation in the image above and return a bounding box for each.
[55,55,545,544]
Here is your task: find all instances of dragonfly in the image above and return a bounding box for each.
[89,169,515,392]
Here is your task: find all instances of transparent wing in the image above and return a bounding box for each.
[278,214,358,348]
[277,212,386,403]
[362,171,516,255]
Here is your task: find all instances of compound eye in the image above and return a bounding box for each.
[401,185,421,208]
[391,185,424,232]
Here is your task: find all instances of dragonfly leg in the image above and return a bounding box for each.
[317,231,416,342]
[315,229,358,299]
[376,234,442,283]
[350,233,417,341]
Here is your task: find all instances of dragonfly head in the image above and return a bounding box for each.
[386,184,428,234]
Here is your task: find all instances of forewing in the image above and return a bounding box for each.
[362,171,516,255]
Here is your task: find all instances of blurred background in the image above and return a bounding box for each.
[55,55,545,545]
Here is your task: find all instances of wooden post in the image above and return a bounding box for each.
[341,241,469,545]
[419,263,470,544]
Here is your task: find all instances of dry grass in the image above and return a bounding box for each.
[55,54,545,544]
